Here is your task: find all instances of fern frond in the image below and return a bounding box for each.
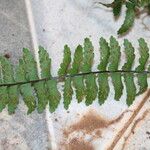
[136,38,149,95]
[118,2,135,34]
[0,56,19,114]
[122,39,136,105]
[98,37,110,104]
[58,45,71,76]
[39,46,60,113]
[99,0,150,35]
[70,45,85,103]
[0,37,150,114]
[82,38,98,105]
[16,59,36,114]
[108,36,123,100]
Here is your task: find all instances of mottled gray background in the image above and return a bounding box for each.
[0,0,48,150]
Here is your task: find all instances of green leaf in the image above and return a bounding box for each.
[69,45,83,74]
[34,81,48,113]
[70,45,85,102]
[118,2,135,34]
[0,63,9,112]
[16,59,36,114]
[39,46,55,113]
[113,0,123,16]
[98,37,110,104]
[0,87,9,112]
[122,39,136,105]
[108,36,123,100]
[98,37,110,71]
[58,45,73,109]
[136,38,149,95]
[124,73,136,105]
[82,38,94,73]
[85,74,98,106]
[73,76,85,103]
[23,48,38,80]
[39,46,51,78]
[122,39,135,70]
[38,47,61,112]
[23,48,47,113]
[98,73,109,105]
[47,80,61,113]
[63,78,73,109]
[82,38,98,105]
[8,86,19,114]
[0,56,19,114]
[58,45,71,76]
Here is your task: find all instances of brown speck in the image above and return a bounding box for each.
[4,53,11,59]
[95,130,102,137]
[66,138,94,150]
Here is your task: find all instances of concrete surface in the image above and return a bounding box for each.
[0,0,48,150]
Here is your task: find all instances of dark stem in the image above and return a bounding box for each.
[1,70,150,87]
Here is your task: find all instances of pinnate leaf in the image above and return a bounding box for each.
[118,2,135,34]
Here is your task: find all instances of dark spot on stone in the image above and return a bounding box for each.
[4,53,11,59]
[43,29,45,32]
[67,111,70,113]
[12,34,15,36]
[55,118,58,122]
[146,131,150,135]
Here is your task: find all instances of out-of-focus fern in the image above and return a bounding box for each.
[98,0,150,35]
[0,37,150,114]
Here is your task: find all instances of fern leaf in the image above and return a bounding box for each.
[70,45,85,102]
[47,80,61,113]
[0,56,19,114]
[69,45,83,74]
[58,45,73,109]
[23,48,47,113]
[82,38,94,73]
[39,46,51,78]
[98,73,109,105]
[0,87,9,112]
[108,36,123,100]
[58,45,71,76]
[0,62,9,112]
[118,2,135,34]
[38,46,61,112]
[16,59,36,114]
[124,74,136,105]
[136,38,149,95]
[73,76,85,103]
[23,48,39,80]
[82,38,98,105]
[63,78,73,109]
[85,74,98,106]
[122,39,136,105]
[113,0,123,16]
[34,82,48,113]
[98,37,110,104]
